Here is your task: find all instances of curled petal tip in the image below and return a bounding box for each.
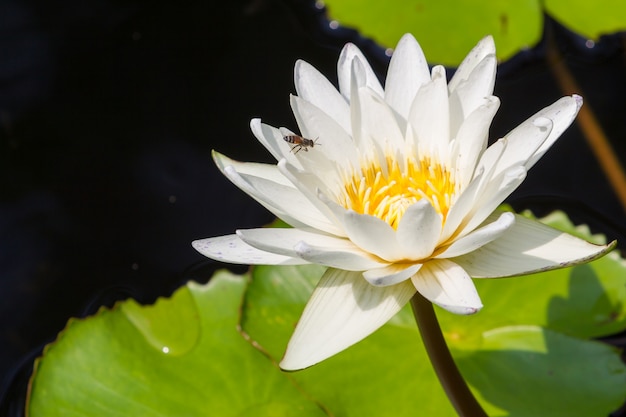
[480,35,495,50]
[249,118,261,128]
[279,357,307,372]
[572,94,583,110]
[441,304,483,315]
[464,306,482,315]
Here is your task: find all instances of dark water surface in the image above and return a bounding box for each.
[1,0,625,415]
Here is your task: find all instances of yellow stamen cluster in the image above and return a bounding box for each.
[340,155,456,229]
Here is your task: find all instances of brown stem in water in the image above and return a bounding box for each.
[546,23,626,213]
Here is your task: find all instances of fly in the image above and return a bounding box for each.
[283,135,320,154]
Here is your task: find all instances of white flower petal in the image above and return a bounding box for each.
[453,96,501,188]
[213,151,291,186]
[441,167,487,242]
[235,228,321,258]
[448,35,496,93]
[409,65,450,161]
[459,165,527,236]
[385,34,431,119]
[295,240,389,271]
[411,259,482,314]
[454,214,616,277]
[289,94,359,174]
[363,263,422,286]
[192,235,307,265]
[217,165,306,229]
[294,59,351,133]
[396,199,442,260]
[236,227,387,271]
[356,86,406,153]
[448,55,497,132]
[250,119,303,169]
[349,60,383,155]
[473,136,507,182]
[491,116,553,179]
[280,268,416,370]
[437,211,515,258]
[337,43,384,100]
[526,95,583,169]
[218,162,343,235]
[277,160,345,236]
[337,207,404,262]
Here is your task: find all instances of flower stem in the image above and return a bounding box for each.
[410,293,487,417]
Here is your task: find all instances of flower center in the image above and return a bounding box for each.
[339,155,456,229]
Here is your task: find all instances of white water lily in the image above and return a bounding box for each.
[193,34,614,371]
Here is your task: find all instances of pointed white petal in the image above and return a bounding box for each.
[441,168,486,242]
[250,119,303,169]
[219,162,343,235]
[337,43,383,100]
[525,95,583,169]
[437,211,514,258]
[385,34,430,119]
[356,86,406,152]
[294,59,351,133]
[289,94,359,174]
[491,96,581,180]
[213,151,291,186]
[349,60,383,154]
[453,96,501,188]
[336,206,404,262]
[473,136,507,182]
[411,259,482,315]
[277,160,345,236]
[236,228,327,258]
[280,268,416,370]
[294,240,389,271]
[192,235,308,265]
[409,65,450,161]
[448,136,515,240]
[442,135,507,242]
[453,214,616,277]
[491,116,553,179]
[236,228,387,270]
[459,165,527,236]
[448,55,497,131]
[396,200,442,260]
[363,263,422,286]
[448,36,496,93]
[218,165,308,230]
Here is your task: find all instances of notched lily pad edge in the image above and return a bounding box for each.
[24,288,174,415]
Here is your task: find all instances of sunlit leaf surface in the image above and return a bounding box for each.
[28,272,328,417]
[322,0,626,65]
[544,0,626,40]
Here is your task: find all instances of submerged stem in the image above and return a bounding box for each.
[410,293,487,417]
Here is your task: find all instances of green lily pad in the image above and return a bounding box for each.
[457,326,626,417]
[27,272,328,417]
[544,0,626,40]
[322,0,626,65]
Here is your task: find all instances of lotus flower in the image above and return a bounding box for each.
[193,34,614,370]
